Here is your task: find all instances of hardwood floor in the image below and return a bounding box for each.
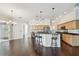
[0,38,79,56]
[0,39,38,56]
[61,40,79,56]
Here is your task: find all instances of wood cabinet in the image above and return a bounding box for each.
[57,20,79,46]
[57,20,76,30]
[62,34,73,45]
[76,20,79,29]
[32,25,49,31]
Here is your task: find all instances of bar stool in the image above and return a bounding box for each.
[39,35,43,55]
[38,35,43,55]
[35,35,42,55]
[51,33,58,55]
[39,36,43,45]
[31,32,35,47]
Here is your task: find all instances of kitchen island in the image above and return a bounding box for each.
[31,32,61,47]
[56,29,79,46]
[31,31,61,55]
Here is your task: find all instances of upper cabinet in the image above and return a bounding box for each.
[57,20,77,30]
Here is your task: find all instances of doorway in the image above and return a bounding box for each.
[22,23,28,40]
[0,23,9,43]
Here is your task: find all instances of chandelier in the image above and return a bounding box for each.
[7,10,16,24]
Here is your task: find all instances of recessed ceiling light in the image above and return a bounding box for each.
[52,8,55,10]
[18,17,22,19]
[40,11,43,13]
[36,16,38,17]
[59,16,62,18]
[56,18,58,19]
[64,12,66,14]
[11,9,13,12]
[52,21,55,23]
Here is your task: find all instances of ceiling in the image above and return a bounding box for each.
[0,3,75,22]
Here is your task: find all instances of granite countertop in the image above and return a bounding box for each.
[56,32,79,35]
[36,31,52,34]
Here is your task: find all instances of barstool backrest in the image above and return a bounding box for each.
[52,33,58,40]
[31,32,35,37]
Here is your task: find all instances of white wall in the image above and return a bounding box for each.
[75,6,79,20]
[12,20,29,40]
[12,22,23,39]
[0,23,8,39]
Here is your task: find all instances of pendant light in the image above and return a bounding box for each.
[50,8,55,30]
[39,10,43,20]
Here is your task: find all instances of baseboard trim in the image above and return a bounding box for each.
[61,40,73,47]
[73,46,79,48]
